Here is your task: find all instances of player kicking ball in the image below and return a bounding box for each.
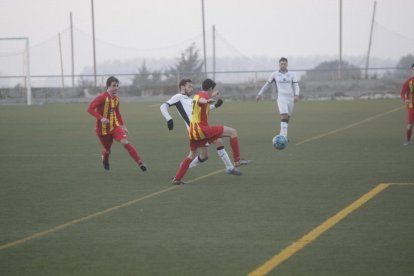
[172,78,251,185]
[160,78,249,169]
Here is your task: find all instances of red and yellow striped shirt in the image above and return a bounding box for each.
[401,76,414,109]
[189,91,210,141]
[87,92,124,135]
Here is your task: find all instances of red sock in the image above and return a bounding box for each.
[174,157,192,180]
[407,128,412,141]
[124,143,142,164]
[230,137,240,162]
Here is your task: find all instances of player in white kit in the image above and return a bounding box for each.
[256,57,300,139]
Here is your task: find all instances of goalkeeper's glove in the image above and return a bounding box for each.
[215,99,223,108]
[167,119,174,130]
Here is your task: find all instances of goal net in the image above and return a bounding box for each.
[0,37,31,105]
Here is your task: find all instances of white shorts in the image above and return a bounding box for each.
[277,97,294,116]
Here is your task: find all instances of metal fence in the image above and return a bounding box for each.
[0,67,408,104]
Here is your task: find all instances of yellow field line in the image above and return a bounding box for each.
[248,183,391,276]
[0,169,224,251]
[296,106,403,145]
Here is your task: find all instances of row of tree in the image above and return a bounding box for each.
[131,43,204,89]
[303,55,414,81]
[128,43,414,86]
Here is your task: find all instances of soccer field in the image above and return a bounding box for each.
[0,99,413,275]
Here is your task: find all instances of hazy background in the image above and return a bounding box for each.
[0,0,413,80]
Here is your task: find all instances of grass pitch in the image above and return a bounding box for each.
[0,99,413,275]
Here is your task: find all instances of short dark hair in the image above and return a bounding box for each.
[202,78,216,91]
[106,76,119,88]
[178,78,192,89]
[279,57,288,63]
[411,63,414,69]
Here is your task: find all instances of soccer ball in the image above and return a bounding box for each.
[272,135,288,150]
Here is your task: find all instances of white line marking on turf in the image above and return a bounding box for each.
[0,169,225,251]
[185,169,225,184]
[296,106,403,145]
[0,106,405,252]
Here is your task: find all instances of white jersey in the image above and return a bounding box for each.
[258,70,300,99]
[160,93,216,130]
[160,93,193,128]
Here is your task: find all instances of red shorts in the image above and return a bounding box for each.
[98,127,127,149]
[407,107,414,124]
[189,125,223,151]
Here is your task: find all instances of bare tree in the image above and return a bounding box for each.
[165,43,204,83]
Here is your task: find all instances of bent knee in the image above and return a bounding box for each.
[226,127,237,137]
[281,114,289,121]
[120,139,129,145]
[199,156,208,162]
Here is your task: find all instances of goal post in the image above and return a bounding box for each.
[0,37,31,105]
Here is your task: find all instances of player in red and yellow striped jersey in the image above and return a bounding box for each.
[87,76,146,171]
[172,79,251,185]
[400,64,414,146]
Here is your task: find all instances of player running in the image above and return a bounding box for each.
[256,57,300,139]
[87,76,147,172]
[400,63,414,146]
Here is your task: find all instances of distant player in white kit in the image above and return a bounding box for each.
[256,57,300,139]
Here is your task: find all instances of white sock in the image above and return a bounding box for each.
[280,122,288,137]
[217,148,234,170]
[189,156,202,168]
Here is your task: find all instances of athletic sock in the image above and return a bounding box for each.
[124,143,143,165]
[174,157,192,180]
[189,156,206,168]
[280,121,288,137]
[217,146,234,170]
[229,137,240,163]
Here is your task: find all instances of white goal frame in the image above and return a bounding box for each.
[0,37,31,105]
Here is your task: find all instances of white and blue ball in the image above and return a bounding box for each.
[272,135,288,150]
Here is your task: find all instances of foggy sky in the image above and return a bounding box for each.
[0,0,413,77]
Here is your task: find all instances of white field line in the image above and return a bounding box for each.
[295,106,403,145]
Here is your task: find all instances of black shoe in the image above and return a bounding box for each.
[103,159,110,171]
[139,163,147,172]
